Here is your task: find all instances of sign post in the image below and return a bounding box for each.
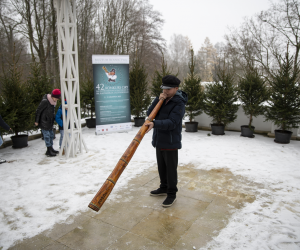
[92,55,132,134]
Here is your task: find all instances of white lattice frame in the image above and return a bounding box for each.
[54,0,88,158]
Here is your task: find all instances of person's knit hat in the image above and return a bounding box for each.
[160,75,181,89]
[51,89,61,99]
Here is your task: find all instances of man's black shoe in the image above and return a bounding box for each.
[51,147,59,154]
[150,188,167,196]
[46,147,56,157]
[162,197,177,207]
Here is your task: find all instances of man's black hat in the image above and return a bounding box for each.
[110,68,116,73]
[161,75,181,89]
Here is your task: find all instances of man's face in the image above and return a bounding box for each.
[163,87,179,98]
[52,97,59,102]
[109,71,115,75]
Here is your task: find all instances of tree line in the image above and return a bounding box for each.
[0,0,164,87]
[0,0,299,128]
[167,0,300,85]
[130,0,300,136]
[1,0,299,86]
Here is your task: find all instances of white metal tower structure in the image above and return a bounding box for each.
[54,0,88,158]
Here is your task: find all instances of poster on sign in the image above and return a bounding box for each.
[92,55,132,134]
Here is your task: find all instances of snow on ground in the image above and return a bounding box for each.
[181,131,300,250]
[0,126,300,249]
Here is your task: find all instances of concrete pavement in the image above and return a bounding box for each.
[9,164,257,250]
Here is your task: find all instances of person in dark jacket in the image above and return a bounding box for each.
[35,89,61,157]
[0,115,12,164]
[55,100,67,150]
[145,75,188,207]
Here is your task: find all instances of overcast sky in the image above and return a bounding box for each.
[148,0,278,51]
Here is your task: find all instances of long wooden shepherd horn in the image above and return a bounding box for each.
[88,97,165,212]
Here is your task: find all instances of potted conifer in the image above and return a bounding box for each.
[129,59,151,127]
[238,67,269,138]
[81,78,96,128]
[27,62,53,139]
[264,53,300,144]
[182,48,204,132]
[0,49,35,148]
[204,61,239,135]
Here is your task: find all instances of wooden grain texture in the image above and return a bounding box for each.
[88,98,164,212]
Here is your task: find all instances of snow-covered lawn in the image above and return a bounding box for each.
[0,126,299,249]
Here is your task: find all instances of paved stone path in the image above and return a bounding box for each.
[9,164,258,250]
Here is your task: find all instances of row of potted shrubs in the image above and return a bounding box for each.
[0,60,54,148]
[2,51,299,147]
[183,54,300,145]
[132,52,300,145]
[0,57,96,149]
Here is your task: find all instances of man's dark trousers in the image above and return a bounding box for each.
[156,148,178,198]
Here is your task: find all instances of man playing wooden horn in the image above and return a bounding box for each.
[145,75,188,207]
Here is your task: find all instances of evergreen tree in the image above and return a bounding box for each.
[197,37,217,82]
[265,53,300,131]
[181,48,204,122]
[27,62,53,111]
[151,53,176,97]
[238,67,269,127]
[204,61,239,126]
[80,78,95,119]
[129,60,151,118]
[27,63,62,125]
[0,49,35,136]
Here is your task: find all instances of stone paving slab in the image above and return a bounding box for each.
[154,194,210,222]
[130,210,192,248]
[43,214,91,241]
[9,234,55,250]
[57,219,127,250]
[94,202,153,231]
[173,224,216,250]
[106,232,170,250]
[42,242,72,250]
[8,165,258,250]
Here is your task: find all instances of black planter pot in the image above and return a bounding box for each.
[241,125,255,138]
[211,124,225,135]
[86,118,96,128]
[134,117,145,127]
[11,135,28,148]
[274,130,293,144]
[185,122,198,132]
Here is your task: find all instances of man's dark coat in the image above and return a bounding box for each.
[147,90,188,149]
[35,94,55,130]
